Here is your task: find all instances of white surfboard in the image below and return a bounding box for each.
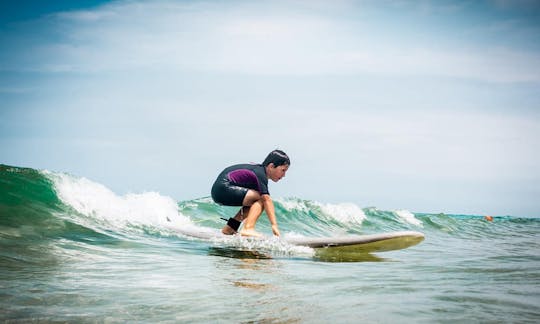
[285,231,424,252]
[176,227,424,254]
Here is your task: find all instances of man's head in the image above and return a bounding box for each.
[263,150,290,182]
[262,149,290,168]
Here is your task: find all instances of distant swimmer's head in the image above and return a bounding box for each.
[263,149,290,182]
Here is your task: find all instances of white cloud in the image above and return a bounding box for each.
[4,0,538,82]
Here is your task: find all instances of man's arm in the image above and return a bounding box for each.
[261,194,280,236]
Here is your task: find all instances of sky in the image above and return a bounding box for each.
[1,0,539,217]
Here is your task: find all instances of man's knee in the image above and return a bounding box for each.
[242,190,261,206]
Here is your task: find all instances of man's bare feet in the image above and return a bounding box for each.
[239,228,263,237]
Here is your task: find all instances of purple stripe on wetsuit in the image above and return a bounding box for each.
[227,169,261,193]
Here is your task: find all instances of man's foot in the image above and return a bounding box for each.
[239,228,263,237]
[221,225,236,235]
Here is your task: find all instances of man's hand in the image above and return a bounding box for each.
[271,224,281,237]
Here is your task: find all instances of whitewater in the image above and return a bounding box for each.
[1,164,539,322]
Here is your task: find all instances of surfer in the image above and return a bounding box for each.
[211,150,290,237]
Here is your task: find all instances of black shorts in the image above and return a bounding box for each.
[211,179,248,206]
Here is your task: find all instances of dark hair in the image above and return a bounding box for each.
[262,149,290,167]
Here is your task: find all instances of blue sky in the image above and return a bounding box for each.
[1,0,539,216]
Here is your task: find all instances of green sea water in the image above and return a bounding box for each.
[1,164,539,323]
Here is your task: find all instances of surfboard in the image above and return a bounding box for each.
[177,227,424,255]
[298,231,425,262]
[286,231,424,252]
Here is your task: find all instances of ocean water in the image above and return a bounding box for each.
[1,164,539,323]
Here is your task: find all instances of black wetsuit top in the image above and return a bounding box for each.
[211,164,269,206]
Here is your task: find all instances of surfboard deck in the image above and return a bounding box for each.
[286,231,425,252]
[176,228,424,254]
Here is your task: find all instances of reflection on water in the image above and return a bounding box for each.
[208,246,390,263]
[232,280,273,291]
[208,246,302,322]
[209,247,278,292]
[208,247,272,260]
[314,250,388,262]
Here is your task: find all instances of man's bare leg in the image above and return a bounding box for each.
[239,199,264,237]
[221,206,250,235]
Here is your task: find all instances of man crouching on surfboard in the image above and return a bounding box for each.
[211,150,290,237]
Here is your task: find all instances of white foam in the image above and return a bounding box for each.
[211,234,314,257]
[44,171,193,233]
[394,209,423,226]
[317,202,366,224]
[283,231,308,239]
[277,198,310,213]
[277,198,366,224]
